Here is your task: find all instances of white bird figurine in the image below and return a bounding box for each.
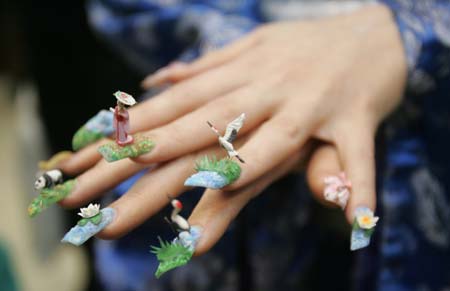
[170,199,190,232]
[207,113,246,163]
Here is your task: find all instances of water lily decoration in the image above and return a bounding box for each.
[78,203,100,218]
[355,207,379,229]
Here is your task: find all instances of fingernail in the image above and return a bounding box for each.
[176,225,203,251]
[28,179,77,218]
[72,110,114,151]
[142,68,170,87]
[151,225,203,278]
[184,156,241,189]
[38,151,73,171]
[142,62,187,87]
[98,134,155,162]
[323,172,351,209]
[350,206,379,251]
[61,206,116,246]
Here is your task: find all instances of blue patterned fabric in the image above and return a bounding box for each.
[88,0,450,290]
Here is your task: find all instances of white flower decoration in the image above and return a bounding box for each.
[355,207,379,229]
[78,203,100,218]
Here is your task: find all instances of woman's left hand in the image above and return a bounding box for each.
[61,3,406,250]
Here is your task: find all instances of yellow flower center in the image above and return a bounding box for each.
[361,216,371,224]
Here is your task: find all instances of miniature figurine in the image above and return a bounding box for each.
[97,91,155,162]
[61,204,115,246]
[350,206,379,251]
[28,177,76,218]
[323,172,352,209]
[207,113,246,163]
[151,198,202,278]
[111,91,136,146]
[169,199,190,232]
[34,169,64,190]
[184,113,246,189]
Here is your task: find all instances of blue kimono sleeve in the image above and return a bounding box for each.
[378,0,450,94]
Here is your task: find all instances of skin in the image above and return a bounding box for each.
[59,3,406,255]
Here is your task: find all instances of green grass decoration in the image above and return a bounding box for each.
[195,156,241,184]
[28,180,76,217]
[77,212,103,226]
[72,126,105,151]
[151,237,194,278]
[98,134,155,162]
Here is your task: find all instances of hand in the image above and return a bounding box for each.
[60,3,406,252]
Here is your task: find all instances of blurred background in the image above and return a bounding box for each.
[0,0,142,290]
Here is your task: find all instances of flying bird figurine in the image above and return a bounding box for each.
[207,113,246,163]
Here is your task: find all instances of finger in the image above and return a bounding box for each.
[132,83,277,164]
[59,139,110,175]
[59,158,147,208]
[188,151,302,255]
[96,140,243,239]
[141,33,258,88]
[66,61,250,173]
[133,59,251,134]
[336,122,376,223]
[224,110,313,190]
[306,144,344,207]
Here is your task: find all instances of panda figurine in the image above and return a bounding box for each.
[34,169,64,190]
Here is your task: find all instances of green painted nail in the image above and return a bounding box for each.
[28,179,76,218]
[97,134,155,162]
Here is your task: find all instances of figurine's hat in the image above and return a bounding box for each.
[114,91,137,106]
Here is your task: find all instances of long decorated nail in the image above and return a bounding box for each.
[72,110,114,151]
[38,151,73,171]
[350,206,379,251]
[184,113,246,189]
[151,226,203,278]
[61,204,115,246]
[323,172,351,209]
[98,134,155,162]
[98,92,155,162]
[184,156,241,189]
[28,178,76,217]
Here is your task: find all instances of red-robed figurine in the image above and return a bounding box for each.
[111,91,137,146]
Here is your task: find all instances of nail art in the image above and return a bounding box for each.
[28,179,76,217]
[151,226,203,278]
[350,206,379,251]
[324,172,351,209]
[184,113,246,189]
[98,134,155,162]
[151,198,202,278]
[184,156,241,189]
[38,151,73,171]
[72,110,114,151]
[97,92,155,162]
[61,205,115,246]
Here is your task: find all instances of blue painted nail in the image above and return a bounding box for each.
[61,207,115,246]
[184,156,242,189]
[350,206,379,251]
[173,225,203,251]
[184,171,229,189]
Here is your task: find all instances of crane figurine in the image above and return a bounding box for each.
[207,113,246,163]
[165,197,190,233]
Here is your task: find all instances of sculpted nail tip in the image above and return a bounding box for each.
[61,208,116,246]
